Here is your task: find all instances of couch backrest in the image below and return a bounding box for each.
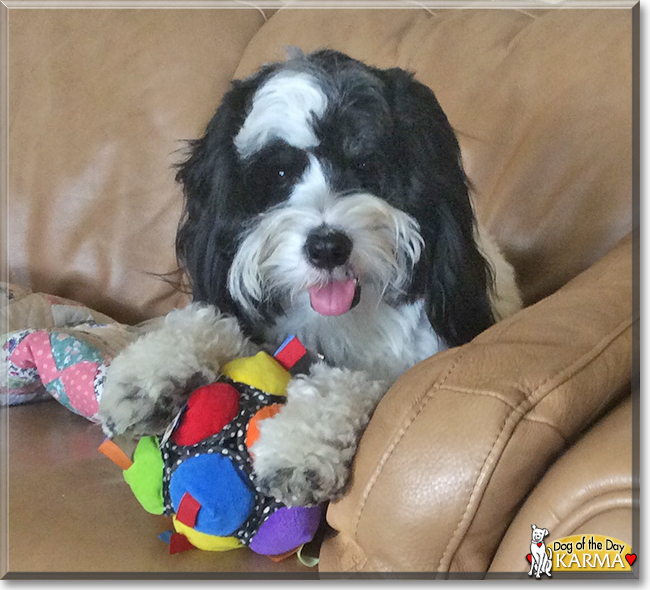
[6,7,633,322]
[6,8,267,323]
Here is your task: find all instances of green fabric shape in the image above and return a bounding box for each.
[123,436,165,515]
[49,332,104,371]
[45,377,74,413]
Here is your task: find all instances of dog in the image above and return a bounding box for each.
[98,48,522,507]
[528,524,553,578]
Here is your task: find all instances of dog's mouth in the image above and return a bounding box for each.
[308,278,361,316]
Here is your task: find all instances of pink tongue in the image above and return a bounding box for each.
[309,279,356,316]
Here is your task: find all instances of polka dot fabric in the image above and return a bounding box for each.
[157,373,323,556]
[2,329,108,421]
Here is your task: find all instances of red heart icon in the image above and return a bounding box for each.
[537,542,542,547]
[625,554,637,566]
[526,554,532,563]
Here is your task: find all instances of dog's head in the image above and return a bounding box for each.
[531,525,549,543]
[175,49,494,345]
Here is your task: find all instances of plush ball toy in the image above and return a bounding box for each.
[99,336,323,561]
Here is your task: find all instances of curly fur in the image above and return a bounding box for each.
[251,362,386,506]
[99,304,251,437]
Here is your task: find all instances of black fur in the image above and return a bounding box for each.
[375,66,495,345]
[175,49,495,347]
[175,65,282,334]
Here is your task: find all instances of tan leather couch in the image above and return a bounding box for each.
[2,3,637,577]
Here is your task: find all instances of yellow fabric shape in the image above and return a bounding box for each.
[222,352,289,397]
[172,516,243,552]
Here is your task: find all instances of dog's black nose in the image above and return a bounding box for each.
[305,226,353,270]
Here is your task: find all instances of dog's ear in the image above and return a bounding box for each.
[532,524,536,530]
[543,529,549,537]
[378,67,495,347]
[174,76,264,325]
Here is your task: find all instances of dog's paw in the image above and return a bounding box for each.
[98,302,250,438]
[98,367,213,438]
[98,332,218,437]
[251,362,385,506]
[252,446,350,507]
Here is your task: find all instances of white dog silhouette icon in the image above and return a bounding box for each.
[527,524,553,578]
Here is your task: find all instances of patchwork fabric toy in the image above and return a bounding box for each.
[99,336,324,561]
[1,283,140,414]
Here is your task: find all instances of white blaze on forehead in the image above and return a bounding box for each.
[234,72,328,158]
[289,155,331,207]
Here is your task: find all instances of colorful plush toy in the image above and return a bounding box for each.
[99,336,323,561]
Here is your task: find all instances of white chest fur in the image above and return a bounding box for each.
[268,293,445,384]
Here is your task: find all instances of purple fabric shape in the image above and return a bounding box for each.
[249,505,322,556]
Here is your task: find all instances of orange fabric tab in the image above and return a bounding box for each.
[268,547,299,563]
[245,404,283,454]
[98,438,133,471]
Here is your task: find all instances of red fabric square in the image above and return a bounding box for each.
[274,337,307,370]
[171,383,240,446]
[176,492,201,528]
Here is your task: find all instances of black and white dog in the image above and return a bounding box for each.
[98,49,521,507]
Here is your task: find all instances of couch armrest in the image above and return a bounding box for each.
[320,233,634,574]
[488,396,636,573]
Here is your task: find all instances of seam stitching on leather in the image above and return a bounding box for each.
[437,316,632,571]
[351,350,465,539]
[521,319,631,399]
[404,0,438,18]
[337,535,367,572]
[441,385,521,409]
[521,414,568,442]
[233,1,269,21]
[351,539,368,572]
[436,402,513,572]
[356,556,368,572]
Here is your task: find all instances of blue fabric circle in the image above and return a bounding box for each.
[169,453,255,536]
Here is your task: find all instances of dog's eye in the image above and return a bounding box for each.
[276,168,297,182]
[244,142,309,200]
[355,160,377,175]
